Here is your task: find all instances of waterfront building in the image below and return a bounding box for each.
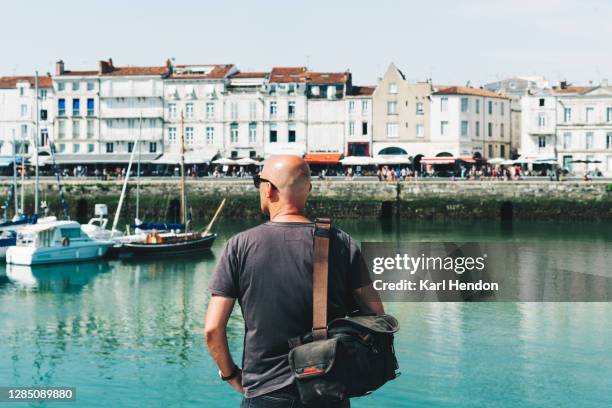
[0,75,54,161]
[372,63,434,162]
[485,76,550,158]
[345,86,375,157]
[430,86,511,159]
[521,81,612,175]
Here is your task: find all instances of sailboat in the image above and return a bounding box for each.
[120,111,223,256]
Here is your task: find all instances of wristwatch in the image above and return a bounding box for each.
[219,364,240,381]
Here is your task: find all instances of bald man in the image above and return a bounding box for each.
[205,155,383,407]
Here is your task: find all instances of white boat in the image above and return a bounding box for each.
[6,220,113,265]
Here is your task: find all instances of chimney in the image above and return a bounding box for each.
[98,59,113,74]
[560,80,567,89]
[55,60,65,76]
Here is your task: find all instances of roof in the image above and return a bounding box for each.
[349,85,375,96]
[0,76,53,89]
[434,86,509,99]
[269,67,349,84]
[101,66,168,76]
[56,70,99,77]
[552,86,592,94]
[168,64,235,80]
[230,71,268,78]
[270,67,308,83]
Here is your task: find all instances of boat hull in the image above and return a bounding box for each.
[6,242,113,266]
[120,233,216,256]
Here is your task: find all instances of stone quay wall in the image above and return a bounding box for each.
[1,179,610,223]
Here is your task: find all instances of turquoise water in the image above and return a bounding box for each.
[0,220,611,407]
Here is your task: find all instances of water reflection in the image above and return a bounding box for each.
[6,261,112,292]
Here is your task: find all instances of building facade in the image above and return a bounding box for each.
[345,86,374,156]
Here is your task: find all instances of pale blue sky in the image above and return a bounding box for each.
[2,0,611,86]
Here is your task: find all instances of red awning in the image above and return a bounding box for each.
[304,153,342,164]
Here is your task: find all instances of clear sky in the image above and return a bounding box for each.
[2,0,611,87]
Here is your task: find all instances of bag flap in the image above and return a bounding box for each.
[288,338,339,379]
[328,314,399,334]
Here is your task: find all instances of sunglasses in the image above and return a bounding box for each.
[253,174,277,190]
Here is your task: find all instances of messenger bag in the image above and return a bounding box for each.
[287,218,400,405]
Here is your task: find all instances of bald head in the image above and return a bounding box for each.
[260,155,311,210]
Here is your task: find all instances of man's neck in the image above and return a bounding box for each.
[269,208,310,223]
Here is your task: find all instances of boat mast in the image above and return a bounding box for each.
[12,129,18,216]
[110,138,138,235]
[136,112,142,221]
[20,139,25,214]
[179,111,187,230]
[34,71,40,215]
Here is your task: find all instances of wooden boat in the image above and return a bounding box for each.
[119,111,224,258]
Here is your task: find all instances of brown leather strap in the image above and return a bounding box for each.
[312,217,331,341]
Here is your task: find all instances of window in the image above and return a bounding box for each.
[349,121,355,136]
[186,103,194,118]
[607,107,612,122]
[461,97,469,112]
[500,102,505,116]
[475,121,480,137]
[72,82,80,91]
[40,89,48,100]
[500,145,505,157]
[362,122,368,136]
[488,101,493,114]
[607,132,612,149]
[348,101,355,113]
[310,86,319,96]
[58,82,65,91]
[387,101,397,114]
[230,123,238,143]
[206,102,215,119]
[488,145,493,158]
[19,87,25,96]
[416,102,424,115]
[58,120,66,138]
[474,99,480,114]
[72,99,80,116]
[416,124,424,138]
[128,119,135,129]
[148,118,156,128]
[538,113,546,127]
[149,142,157,153]
[288,123,296,143]
[206,127,214,144]
[269,101,277,117]
[21,124,28,137]
[562,107,571,123]
[586,132,594,149]
[106,119,113,128]
[40,109,47,121]
[538,136,546,148]
[127,142,134,153]
[58,98,66,116]
[169,103,177,118]
[441,97,448,112]
[72,120,80,138]
[87,82,95,91]
[539,98,545,107]
[106,142,114,153]
[185,127,194,145]
[168,127,177,144]
[87,98,94,116]
[288,101,296,118]
[230,102,238,120]
[249,101,257,120]
[386,123,399,138]
[441,121,448,135]
[563,132,572,149]
[362,100,369,112]
[461,121,469,138]
[87,119,94,137]
[388,83,397,94]
[288,84,296,94]
[488,122,493,137]
[586,107,594,123]
[269,124,278,142]
[88,144,95,153]
[59,143,66,153]
[248,123,256,143]
[20,104,28,117]
[500,123,504,138]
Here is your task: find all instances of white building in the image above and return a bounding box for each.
[345,86,374,156]
[0,76,54,160]
[521,82,612,175]
[430,87,511,159]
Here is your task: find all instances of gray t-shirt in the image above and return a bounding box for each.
[208,221,371,398]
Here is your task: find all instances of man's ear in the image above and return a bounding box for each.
[265,183,274,198]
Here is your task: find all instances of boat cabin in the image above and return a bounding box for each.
[16,221,87,248]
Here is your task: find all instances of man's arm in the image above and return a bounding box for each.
[204,294,243,394]
[352,284,385,315]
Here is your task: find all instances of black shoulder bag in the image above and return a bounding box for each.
[287,218,400,405]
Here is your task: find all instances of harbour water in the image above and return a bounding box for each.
[0,220,611,407]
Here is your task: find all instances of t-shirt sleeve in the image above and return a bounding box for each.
[347,237,372,290]
[208,238,239,298]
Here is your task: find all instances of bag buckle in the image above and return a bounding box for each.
[314,218,331,238]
